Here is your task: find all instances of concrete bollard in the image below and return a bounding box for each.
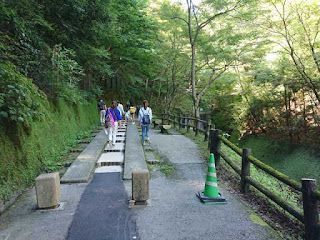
[132,169,149,205]
[35,172,61,209]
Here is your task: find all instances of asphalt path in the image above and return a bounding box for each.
[67,173,138,240]
[125,129,281,240]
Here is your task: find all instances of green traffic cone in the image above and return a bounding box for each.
[204,153,219,197]
[196,153,227,204]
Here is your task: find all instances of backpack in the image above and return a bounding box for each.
[99,102,105,110]
[142,108,151,125]
[105,109,113,128]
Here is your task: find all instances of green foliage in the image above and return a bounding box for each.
[36,44,85,103]
[159,161,175,177]
[51,44,84,84]
[1,0,163,107]
[0,98,99,201]
[239,135,320,183]
[0,62,47,126]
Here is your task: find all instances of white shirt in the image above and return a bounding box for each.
[138,107,152,125]
[117,103,125,115]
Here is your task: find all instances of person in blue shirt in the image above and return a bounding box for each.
[106,101,122,148]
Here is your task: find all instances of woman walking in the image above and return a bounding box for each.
[106,101,122,148]
[138,100,152,146]
[129,104,136,124]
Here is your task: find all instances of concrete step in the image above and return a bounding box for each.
[95,166,123,173]
[145,151,160,165]
[105,142,125,152]
[97,152,124,167]
[143,145,152,151]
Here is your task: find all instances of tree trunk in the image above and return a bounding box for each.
[190,43,197,116]
[194,97,200,119]
[284,86,293,140]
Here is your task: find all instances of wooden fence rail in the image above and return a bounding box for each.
[154,112,212,142]
[153,112,319,239]
[210,130,319,240]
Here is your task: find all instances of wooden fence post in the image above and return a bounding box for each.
[186,115,190,132]
[179,114,182,130]
[161,113,164,125]
[302,178,319,240]
[240,148,251,194]
[209,129,221,166]
[192,119,196,132]
[195,118,199,136]
[204,119,211,142]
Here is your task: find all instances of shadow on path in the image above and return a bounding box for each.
[67,173,138,240]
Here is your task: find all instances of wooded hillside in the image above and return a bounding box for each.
[1,0,320,200]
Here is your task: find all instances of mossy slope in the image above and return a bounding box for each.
[239,136,320,183]
[0,98,99,201]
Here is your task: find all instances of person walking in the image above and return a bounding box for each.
[129,104,136,124]
[117,101,125,127]
[138,100,152,146]
[106,101,122,148]
[98,99,106,125]
[125,110,130,124]
[117,101,125,116]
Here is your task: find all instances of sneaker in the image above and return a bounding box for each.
[112,144,116,147]
[143,141,145,146]
[147,138,151,143]
[132,122,135,125]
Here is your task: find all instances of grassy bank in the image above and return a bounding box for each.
[0,98,99,201]
[239,135,320,183]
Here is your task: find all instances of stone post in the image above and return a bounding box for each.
[35,172,61,209]
[132,169,149,205]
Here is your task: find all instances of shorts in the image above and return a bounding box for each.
[130,112,134,115]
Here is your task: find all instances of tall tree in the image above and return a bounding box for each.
[151,1,190,112]
[166,0,256,118]
[263,0,320,104]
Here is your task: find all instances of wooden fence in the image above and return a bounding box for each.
[155,112,320,240]
[154,113,212,141]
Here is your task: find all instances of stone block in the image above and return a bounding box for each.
[35,172,61,209]
[132,169,149,202]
